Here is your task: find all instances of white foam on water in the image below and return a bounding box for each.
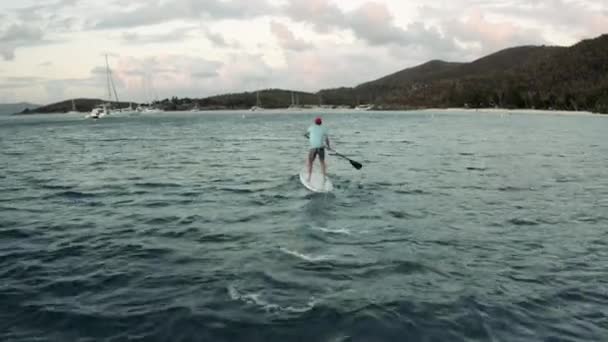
[313,226,352,235]
[279,247,331,262]
[227,284,316,313]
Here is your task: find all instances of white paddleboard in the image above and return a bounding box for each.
[299,167,333,193]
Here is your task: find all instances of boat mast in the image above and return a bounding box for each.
[106,54,120,103]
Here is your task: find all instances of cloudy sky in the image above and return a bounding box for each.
[0,0,606,104]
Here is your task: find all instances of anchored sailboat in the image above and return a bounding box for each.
[250,91,264,111]
[67,99,79,114]
[88,55,121,119]
[288,91,302,110]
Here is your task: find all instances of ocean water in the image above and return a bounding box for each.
[1,110,607,341]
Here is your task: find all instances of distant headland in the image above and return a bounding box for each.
[13,33,608,115]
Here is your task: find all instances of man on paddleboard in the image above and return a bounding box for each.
[304,116,331,182]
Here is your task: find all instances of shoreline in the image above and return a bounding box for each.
[10,107,605,116]
[418,107,599,116]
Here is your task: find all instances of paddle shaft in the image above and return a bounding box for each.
[327,148,363,169]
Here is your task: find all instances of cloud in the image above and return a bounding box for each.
[0,23,45,60]
[270,21,313,51]
[38,61,53,67]
[442,8,548,54]
[0,76,46,89]
[121,26,197,44]
[486,0,604,30]
[348,2,407,45]
[282,0,458,53]
[204,29,236,48]
[276,45,403,91]
[60,0,81,6]
[215,53,274,91]
[282,0,347,33]
[0,49,15,61]
[3,0,607,105]
[420,1,606,47]
[104,55,224,99]
[192,70,218,79]
[44,79,68,102]
[94,0,277,29]
[90,66,107,75]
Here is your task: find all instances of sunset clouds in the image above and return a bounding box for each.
[0,0,606,103]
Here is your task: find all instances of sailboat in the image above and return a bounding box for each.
[67,99,79,114]
[88,55,121,119]
[250,91,264,111]
[288,91,302,110]
[138,74,163,114]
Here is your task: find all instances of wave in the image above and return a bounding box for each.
[219,213,265,224]
[43,191,97,200]
[216,187,254,194]
[0,227,33,239]
[142,201,172,209]
[394,189,428,195]
[356,260,444,278]
[197,232,243,243]
[312,227,352,235]
[497,186,530,192]
[227,285,316,314]
[144,216,181,225]
[176,215,207,225]
[279,247,331,262]
[508,218,540,226]
[3,150,26,157]
[39,184,74,190]
[572,215,607,223]
[135,182,182,188]
[159,227,199,239]
[386,210,424,219]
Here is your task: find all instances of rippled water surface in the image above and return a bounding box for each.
[1,110,607,341]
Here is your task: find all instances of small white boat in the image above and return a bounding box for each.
[87,103,110,119]
[355,104,374,111]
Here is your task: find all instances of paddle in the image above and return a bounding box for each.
[304,133,363,170]
[328,148,363,170]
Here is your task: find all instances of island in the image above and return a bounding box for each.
[15,34,608,115]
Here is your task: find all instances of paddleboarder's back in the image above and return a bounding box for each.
[304,117,330,182]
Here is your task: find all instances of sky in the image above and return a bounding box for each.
[0,0,606,104]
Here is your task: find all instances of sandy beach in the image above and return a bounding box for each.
[421,107,600,116]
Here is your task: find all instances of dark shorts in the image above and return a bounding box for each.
[309,147,325,161]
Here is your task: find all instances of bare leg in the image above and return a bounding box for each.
[320,159,327,181]
[307,150,316,182]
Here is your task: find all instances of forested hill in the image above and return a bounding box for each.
[319,34,608,112]
[20,34,608,114]
[0,102,40,115]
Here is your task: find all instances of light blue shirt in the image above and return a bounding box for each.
[307,125,328,148]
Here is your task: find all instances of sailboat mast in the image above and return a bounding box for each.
[105,54,113,103]
[106,54,120,103]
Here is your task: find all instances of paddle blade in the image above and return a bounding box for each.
[330,150,363,170]
[349,159,363,169]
